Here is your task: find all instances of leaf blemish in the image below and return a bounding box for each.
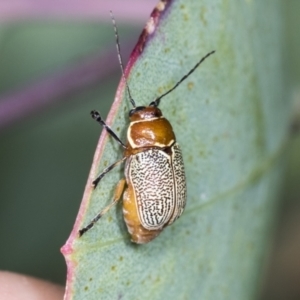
[200,7,207,26]
[187,82,194,90]
[187,154,193,163]
[157,87,164,94]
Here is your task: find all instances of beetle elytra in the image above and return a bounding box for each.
[79,12,215,244]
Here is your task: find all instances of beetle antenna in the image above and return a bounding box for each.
[150,50,216,107]
[110,11,136,108]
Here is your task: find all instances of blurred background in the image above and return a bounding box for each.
[0,1,299,299]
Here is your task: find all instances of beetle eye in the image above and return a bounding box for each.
[129,106,146,116]
[149,99,160,107]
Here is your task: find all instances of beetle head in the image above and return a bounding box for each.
[129,106,162,122]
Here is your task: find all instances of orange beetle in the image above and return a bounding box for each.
[79,15,215,243]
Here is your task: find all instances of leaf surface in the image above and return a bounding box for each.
[62,0,289,299]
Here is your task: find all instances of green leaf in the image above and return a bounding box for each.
[62,0,289,299]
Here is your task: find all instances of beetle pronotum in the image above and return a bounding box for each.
[79,12,215,244]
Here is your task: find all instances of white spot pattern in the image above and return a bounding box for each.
[168,144,187,224]
[126,143,186,230]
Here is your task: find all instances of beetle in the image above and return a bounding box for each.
[79,13,215,243]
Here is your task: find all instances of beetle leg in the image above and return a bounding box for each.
[93,156,127,187]
[79,178,126,236]
[91,110,127,149]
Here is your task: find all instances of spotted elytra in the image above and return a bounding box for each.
[79,11,215,244]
